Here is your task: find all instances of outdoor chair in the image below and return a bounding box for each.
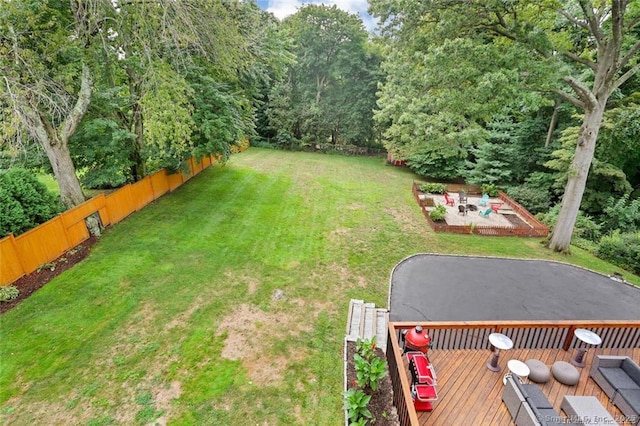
[490,202,504,213]
[478,194,489,206]
[479,208,492,218]
[458,190,467,204]
[443,193,455,207]
[458,205,467,216]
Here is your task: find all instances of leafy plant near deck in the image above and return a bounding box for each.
[354,337,388,392]
[343,388,372,425]
[354,354,388,392]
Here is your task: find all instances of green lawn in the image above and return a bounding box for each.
[2,148,637,425]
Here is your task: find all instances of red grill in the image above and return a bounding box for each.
[403,325,431,354]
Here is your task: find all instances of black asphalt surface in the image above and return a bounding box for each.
[389,254,640,322]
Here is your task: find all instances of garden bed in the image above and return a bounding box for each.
[345,341,399,425]
[0,237,97,314]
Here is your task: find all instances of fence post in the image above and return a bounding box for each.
[563,325,576,351]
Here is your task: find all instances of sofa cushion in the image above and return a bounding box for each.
[600,367,640,390]
[536,407,563,426]
[526,359,551,383]
[621,358,640,385]
[616,388,640,411]
[522,384,554,409]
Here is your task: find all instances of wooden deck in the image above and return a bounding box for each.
[409,347,640,425]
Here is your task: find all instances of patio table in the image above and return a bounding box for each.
[560,395,619,425]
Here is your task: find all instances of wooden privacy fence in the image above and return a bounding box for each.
[412,182,549,237]
[0,155,219,286]
[386,320,640,426]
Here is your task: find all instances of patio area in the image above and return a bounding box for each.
[425,194,515,227]
[399,341,640,425]
[411,183,549,237]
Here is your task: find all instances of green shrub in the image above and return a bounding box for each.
[0,168,63,238]
[419,183,446,194]
[596,231,640,275]
[407,149,465,180]
[429,205,447,222]
[0,285,19,302]
[602,195,640,234]
[505,185,551,215]
[537,205,602,243]
[481,183,499,197]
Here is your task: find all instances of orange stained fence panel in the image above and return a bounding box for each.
[60,198,102,247]
[93,193,111,227]
[130,177,154,211]
[192,158,204,175]
[105,185,136,224]
[0,235,26,284]
[150,170,169,199]
[183,159,195,181]
[13,216,72,274]
[167,172,183,191]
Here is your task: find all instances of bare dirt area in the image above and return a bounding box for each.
[0,236,98,314]
[345,341,399,425]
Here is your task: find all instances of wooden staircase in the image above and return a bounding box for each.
[345,299,389,352]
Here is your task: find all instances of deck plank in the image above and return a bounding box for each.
[405,347,640,425]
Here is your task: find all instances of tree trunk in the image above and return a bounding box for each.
[127,67,146,181]
[545,99,560,148]
[548,101,606,253]
[41,137,86,208]
[19,63,101,236]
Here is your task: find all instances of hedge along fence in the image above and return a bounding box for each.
[0,154,224,286]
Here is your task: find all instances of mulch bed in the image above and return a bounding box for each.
[345,341,399,425]
[0,236,98,314]
[504,213,532,228]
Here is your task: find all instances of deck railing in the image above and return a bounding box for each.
[386,320,640,426]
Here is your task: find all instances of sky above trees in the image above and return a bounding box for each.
[256,0,376,30]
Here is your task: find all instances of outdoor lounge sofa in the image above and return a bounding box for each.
[502,375,577,426]
[590,355,640,425]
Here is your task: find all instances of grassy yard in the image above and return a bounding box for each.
[1,148,637,425]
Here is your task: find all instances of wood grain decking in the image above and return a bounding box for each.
[409,347,640,425]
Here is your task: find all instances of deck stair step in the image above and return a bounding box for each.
[345,299,389,353]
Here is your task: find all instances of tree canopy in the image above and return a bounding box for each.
[1,0,639,264]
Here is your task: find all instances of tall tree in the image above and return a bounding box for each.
[1,0,102,209]
[371,0,640,253]
[542,1,640,252]
[268,5,380,146]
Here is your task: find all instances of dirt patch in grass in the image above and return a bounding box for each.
[345,341,399,425]
[0,236,98,315]
[153,381,182,426]
[224,270,261,295]
[218,303,307,385]
[385,206,427,234]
